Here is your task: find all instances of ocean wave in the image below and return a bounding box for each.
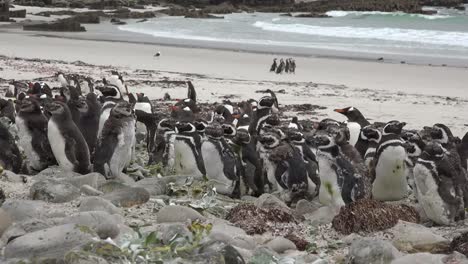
[253,21,468,47]
[325,10,453,20]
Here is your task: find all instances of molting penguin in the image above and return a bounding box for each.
[402,130,426,193]
[96,85,123,139]
[45,100,91,174]
[94,101,136,179]
[334,106,370,147]
[371,120,409,201]
[78,93,102,157]
[413,142,465,225]
[0,122,22,173]
[149,118,176,166]
[314,132,365,207]
[166,107,205,177]
[15,97,55,173]
[202,121,241,197]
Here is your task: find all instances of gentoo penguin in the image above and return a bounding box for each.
[270,58,277,72]
[334,107,370,147]
[166,107,205,177]
[94,101,136,179]
[0,122,22,173]
[0,99,15,124]
[78,93,102,157]
[413,142,465,225]
[45,101,91,174]
[314,132,365,206]
[15,97,55,173]
[201,121,241,197]
[371,120,409,201]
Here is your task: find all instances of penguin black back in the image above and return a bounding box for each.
[0,122,22,173]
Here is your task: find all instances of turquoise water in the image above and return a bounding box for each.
[118,7,468,63]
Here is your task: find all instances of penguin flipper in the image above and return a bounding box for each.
[94,134,119,178]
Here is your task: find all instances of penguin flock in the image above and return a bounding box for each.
[1,74,468,226]
[270,58,296,74]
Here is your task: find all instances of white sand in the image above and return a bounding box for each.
[0,31,467,136]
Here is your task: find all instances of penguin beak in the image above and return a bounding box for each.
[333,108,346,113]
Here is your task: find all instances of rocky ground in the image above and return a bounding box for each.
[0,56,468,263]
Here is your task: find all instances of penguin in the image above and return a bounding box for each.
[96,85,123,139]
[94,101,136,179]
[128,93,157,155]
[15,97,55,173]
[0,122,22,174]
[166,107,205,177]
[371,120,409,201]
[270,58,277,72]
[360,125,382,170]
[402,130,426,193]
[285,58,290,73]
[44,100,91,174]
[149,118,176,166]
[249,95,277,136]
[0,98,15,124]
[413,142,465,225]
[290,59,296,74]
[276,59,285,74]
[78,93,102,157]
[65,86,85,127]
[458,132,468,170]
[57,72,69,88]
[257,127,282,193]
[334,106,370,147]
[201,121,241,197]
[314,132,365,206]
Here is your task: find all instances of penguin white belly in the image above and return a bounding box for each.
[364,148,375,170]
[373,146,409,201]
[201,141,234,195]
[413,164,452,225]
[134,102,152,114]
[97,107,113,139]
[48,121,75,171]
[347,122,361,146]
[174,139,203,177]
[15,117,41,170]
[317,156,345,207]
[109,122,135,178]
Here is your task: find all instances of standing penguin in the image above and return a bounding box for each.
[45,101,91,174]
[270,58,277,72]
[94,101,136,179]
[202,121,241,197]
[334,106,370,147]
[0,99,16,124]
[413,142,465,225]
[361,125,382,170]
[15,97,55,173]
[96,85,123,139]
[0,122,22,174]
[371,120,409,201]
[78,93,102,158]
[276,59,285,74]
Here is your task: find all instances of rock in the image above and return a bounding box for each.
[133,177,167,196]
[1,223,26,244]
[16,218,55,233]
[348,238,400,264]
[110,18,126,25]
[391,252,445,264]
[1,199,48,221]
[443,252,468,263]
[65,172,100,189]
[295,199,321,216]
[64,252,109,264]
[79,196,121,215]
[265,237,297,253]
[305,205,340,226]
[80,184,104,196]
[250,247,279,263]
[36,167,81,178]
[140,223,193,244]
[102,187,149,207]
[332,199,420,234]
[23,18,86,32]
[98,180,128,193]
[61,211,120,239]
[4,223,96,260]
[30,178,81,203]
[156,205,206,223]
[255,193,290,211]
[389,221,449,253]
[1,170,27,183]
[0,208,12,237]
[450,232,468,257]
[65,241,121,263]
[295,12,330,18]
[209,229,255,250]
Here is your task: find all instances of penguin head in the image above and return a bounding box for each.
[74,96,89,114]
[258,129,281,149]
[18,97,41,113]
[257,96,275,110]
[334,106,365,122]
[158,118,175,132]
[287,129,305,144]
[222,123,237,137]
[402,130,425,157]
[194,119,208,133]
[111,101,134,118]
[44,100,68,116]
[97,85,121,100]
[313,133,336,150]
[361,125,382,143]
[205,122,224,139]
[431,124,453,145]
[383,120,406,135]
[317,118,341,131]
[233,128,251,145]
[333,124,351,145]
[420,142,447,161]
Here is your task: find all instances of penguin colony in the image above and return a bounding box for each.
[1,74,468,227]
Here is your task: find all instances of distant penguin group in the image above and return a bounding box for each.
[2,71,468,227]
[270,58,296,74]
